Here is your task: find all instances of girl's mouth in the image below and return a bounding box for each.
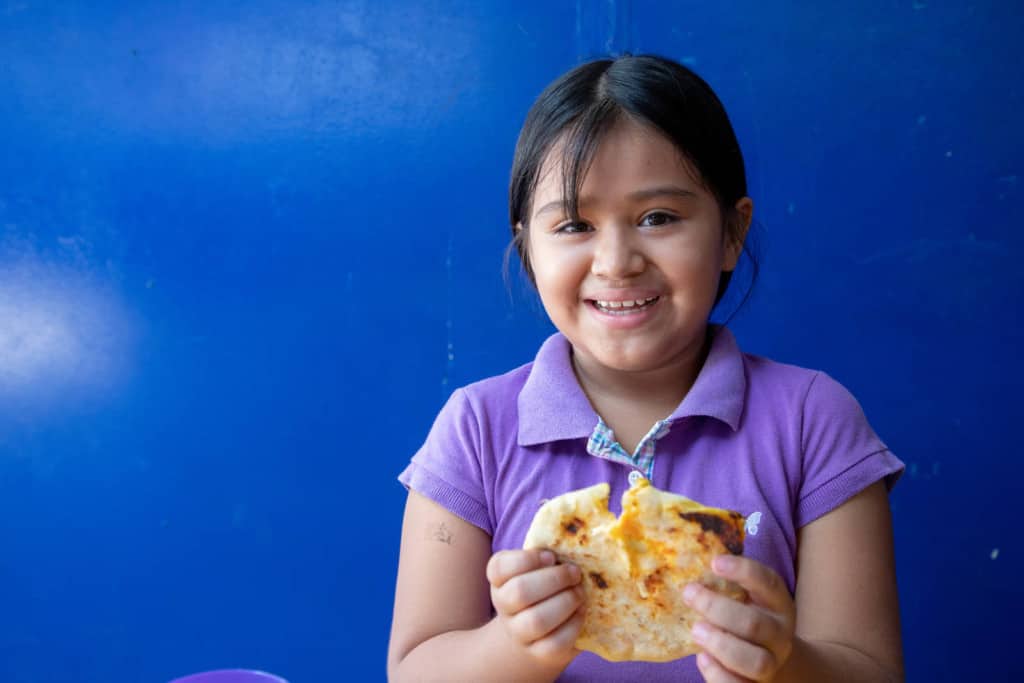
[589,296,660,315]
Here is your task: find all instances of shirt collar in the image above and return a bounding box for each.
[517,326,746,447]
[517,333,598,446]
[666,326,746,430]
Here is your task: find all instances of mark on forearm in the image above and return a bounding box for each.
[428,522,454,545]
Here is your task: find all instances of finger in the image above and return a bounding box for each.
[711,555,792,614]
[486,549,556,588]
[526,606,585,660]
[683,583,783,647]
[693,621,777,681]
[696,652,754,683]
[508,584,585,643]
[493,563,583,616]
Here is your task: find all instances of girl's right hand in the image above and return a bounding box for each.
[486,549,586,668]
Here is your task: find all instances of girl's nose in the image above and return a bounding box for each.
[590,226,645,279]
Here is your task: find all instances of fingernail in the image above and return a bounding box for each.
[683,583,699,604]
[712,555,736,574]
[692,621,710,645]
[568,564,582,580]
[696,652,712,669]
[540,550,555,565]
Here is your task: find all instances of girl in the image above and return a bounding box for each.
[388,55,904,683]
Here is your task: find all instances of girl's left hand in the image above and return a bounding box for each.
[683,555,796,682]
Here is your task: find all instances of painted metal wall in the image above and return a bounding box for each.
[1,2,1020,681]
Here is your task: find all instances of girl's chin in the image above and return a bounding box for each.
[571,331,708,376]
[576,345,674,374]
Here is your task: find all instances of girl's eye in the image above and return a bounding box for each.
[640,211,678,227]
[555,221,592,234]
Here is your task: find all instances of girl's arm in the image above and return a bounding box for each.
[387,491,582,683]
[779,480,904,681]
[687,481,904,682]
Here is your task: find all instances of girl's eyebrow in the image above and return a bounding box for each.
[532,186,699,218]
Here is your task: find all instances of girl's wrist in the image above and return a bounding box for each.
[483,616,576,683]
[774,635,899,683]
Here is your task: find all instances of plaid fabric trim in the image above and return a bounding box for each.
[586,417,672,480]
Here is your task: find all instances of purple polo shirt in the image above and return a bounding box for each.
[398,326,903,683]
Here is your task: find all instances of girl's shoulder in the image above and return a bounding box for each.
[740,350,888,461]
[734,348,882,446]
[431,361,537,442]
[707,327,859,415]
[742,351,854,406]
[743,350,821,386]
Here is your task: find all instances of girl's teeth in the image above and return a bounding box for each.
[594,296,659,313]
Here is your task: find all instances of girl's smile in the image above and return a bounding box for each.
[584,290,662,329]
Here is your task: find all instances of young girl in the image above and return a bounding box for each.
[388,55,904,683]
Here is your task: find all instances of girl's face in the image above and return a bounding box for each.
[525,118,751,376]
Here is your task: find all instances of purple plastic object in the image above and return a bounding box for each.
[168,670,288,683]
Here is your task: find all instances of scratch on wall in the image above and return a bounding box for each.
[738,68,765,204]
[907,461,942,481]
[857,234,1002,266]
[576,0,632,60]
[442,232,454,388]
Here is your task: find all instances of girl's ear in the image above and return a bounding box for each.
[722,197,753,271]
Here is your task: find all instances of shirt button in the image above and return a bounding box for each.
[628,470,644,486]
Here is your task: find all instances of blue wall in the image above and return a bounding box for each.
[1,2,1020,681]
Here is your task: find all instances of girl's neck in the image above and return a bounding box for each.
[570,329,712,424]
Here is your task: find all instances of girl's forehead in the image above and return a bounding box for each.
[532,119,706,201]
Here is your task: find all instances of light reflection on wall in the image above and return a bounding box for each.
[0,259,135,405]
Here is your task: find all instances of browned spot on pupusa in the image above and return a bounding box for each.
[564,517,585,534]
[643,569,666,594]
[590,572,609,589]
[678,511,744,555]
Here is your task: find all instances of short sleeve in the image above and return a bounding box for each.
[398,388,493,535]
[796,373,905,527]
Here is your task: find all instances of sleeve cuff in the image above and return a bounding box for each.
[796,449,905,528]
[398,461,493,535]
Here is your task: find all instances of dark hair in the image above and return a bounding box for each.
[507,54,757,310]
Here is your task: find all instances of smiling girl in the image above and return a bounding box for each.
[388,55,904,683]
